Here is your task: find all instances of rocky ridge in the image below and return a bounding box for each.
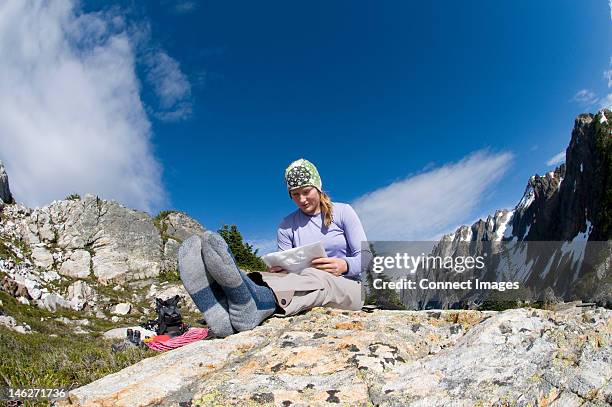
[0,186,205,331]
[58,305,612,407]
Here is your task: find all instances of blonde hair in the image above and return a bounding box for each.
[319,191,334,228]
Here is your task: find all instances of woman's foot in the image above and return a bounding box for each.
[201,231,277,332]
[178,235,234,337]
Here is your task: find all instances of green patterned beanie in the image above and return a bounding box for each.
[285,158,322,192]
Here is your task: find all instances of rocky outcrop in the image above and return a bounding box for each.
[156,211,206,273]
[0,192,205,315]
[21,194,164,283]
[0,160,14,205]
[510,110,611,242]
[1,196,205,285]
[60,306,611,406]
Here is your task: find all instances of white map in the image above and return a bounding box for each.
[262,242,326,273]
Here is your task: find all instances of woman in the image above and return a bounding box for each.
[260,158,368,315]
[178,158,369,338]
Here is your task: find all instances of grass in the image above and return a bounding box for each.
[0,290,155,406]
[0,235,30,265]
[157,268,181,283]
[0,240,13,261]
[0,326,152,389]
[0,276,206,400]
[0,210,206,400]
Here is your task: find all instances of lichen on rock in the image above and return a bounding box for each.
[59,306,611,407]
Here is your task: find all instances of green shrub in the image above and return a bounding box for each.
[65,194,81,201]
[217,224,267,272]
[158,268,181,283]
[153,210,184,244]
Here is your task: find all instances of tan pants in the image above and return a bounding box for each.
[253,267,364,317]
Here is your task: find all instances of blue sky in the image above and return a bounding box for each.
[1,1,611,253]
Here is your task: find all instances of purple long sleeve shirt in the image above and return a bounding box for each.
[276,202,367,280]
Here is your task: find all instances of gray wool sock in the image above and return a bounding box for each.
[201,231,277,332]
[178,235,234,337]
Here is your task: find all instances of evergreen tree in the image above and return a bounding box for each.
[217,224,267,272]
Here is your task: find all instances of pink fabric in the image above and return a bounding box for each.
[145,328,209,352]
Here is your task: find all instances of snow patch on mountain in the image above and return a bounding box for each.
[516,184,535,212]
[494,210,514,241]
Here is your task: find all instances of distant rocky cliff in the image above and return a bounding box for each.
[390,110,612,309]
[441,109,611,245]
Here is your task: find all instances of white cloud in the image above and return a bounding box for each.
[546,151,565,166]
[572,89,598,106]
[601,60,612,108]
[605,70,612,88]
[173,1,198,14]
[144,50,192,121]
[0,1,167,212]
[351,150,513,240]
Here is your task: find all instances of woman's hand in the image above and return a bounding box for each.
[310,257,348,276]
[267,266,286,273]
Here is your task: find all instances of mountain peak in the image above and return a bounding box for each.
[0,160,14,205]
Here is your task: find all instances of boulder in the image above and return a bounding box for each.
[66,280,96,311]
[38,293,72,312]
[54,317,90,327]
[60,306,611,407]
[0,315,31,334]
[59,250,91,279]
[1,276,30,299]
[111,302,131,315]
[31,246,54,269]
[41,270,61,282]
[17,296,29,305]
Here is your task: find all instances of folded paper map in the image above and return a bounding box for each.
[261,241,327,273]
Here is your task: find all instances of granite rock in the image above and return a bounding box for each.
[60,306,611,407]
[59,250,92,279]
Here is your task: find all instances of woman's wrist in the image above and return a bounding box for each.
[339,258,348,275]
